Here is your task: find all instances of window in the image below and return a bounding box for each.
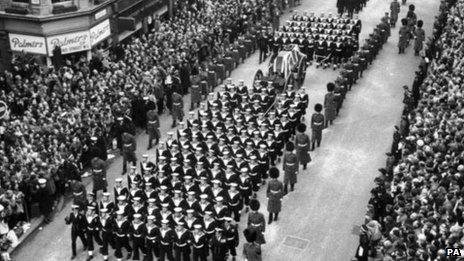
[52,0,72,3]
[12,0,30,3]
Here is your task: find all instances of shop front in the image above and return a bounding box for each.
[0,1,114,70]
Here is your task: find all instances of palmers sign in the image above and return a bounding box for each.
[47,31,91,56]
[90,19,111,46]
[9,34,47,55]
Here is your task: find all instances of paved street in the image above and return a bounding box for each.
[12,0,440,260]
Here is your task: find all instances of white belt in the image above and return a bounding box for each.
[229,202,239,206]
[173,103,181,106]
[148,120,157,124]
[270,190,280,194]
[194,244,204,248]
[314,122,323,126]
[297,143,308,147]
[286,163,295,166]
[124,144,132,147]
[73,191,83,196]
[176,243,187,247]
[93,169,102,173]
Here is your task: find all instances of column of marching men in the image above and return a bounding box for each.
[65,78,311,261]
[275,12,362,69]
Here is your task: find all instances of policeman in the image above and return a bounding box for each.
[122,132,137,175]
[65,204,87,259]
[146,108,160,150]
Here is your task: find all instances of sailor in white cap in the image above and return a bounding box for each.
[184,209,197,231]
[158,186,170,205]
[146,198,158,216]
[98,208,112,261]
[173,207,185,226]
[212,196,228,222]
[99,192,114,214]
[128,165,142,187]
[114,178,128,204]
[248,154,261,192]
[159,219,175,260]
[165,132,177,149]
[140,154,154,176]
[114,209,133,260]
[145,215,159,259]
[65,204,87,259]
[191,223,208,258]
[130,213,145,260]
[227,183,242,222]
[156,142,171,163]
[203,211,217,239]
[173,220,190,260]
[211,179,225,200]
[85,205,102,260]
[198,194,212,217]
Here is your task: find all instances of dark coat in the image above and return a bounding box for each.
[295,133,311,165]
[283,152,298,184]
[91,158,107,192]
[324,92,336,121]
[266,179,283,213]
[37,186,53,215]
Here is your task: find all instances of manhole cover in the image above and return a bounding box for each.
[282,236,309,250]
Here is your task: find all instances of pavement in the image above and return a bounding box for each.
[11,0,440,260]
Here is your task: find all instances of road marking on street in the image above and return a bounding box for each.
[281,235,310,250]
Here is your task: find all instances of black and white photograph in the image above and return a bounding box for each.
[0,0,459,260]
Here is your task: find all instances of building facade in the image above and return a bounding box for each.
[0,0,169,70]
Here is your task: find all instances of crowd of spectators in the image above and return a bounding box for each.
[356,0,464,260]
[0,0,281,244]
